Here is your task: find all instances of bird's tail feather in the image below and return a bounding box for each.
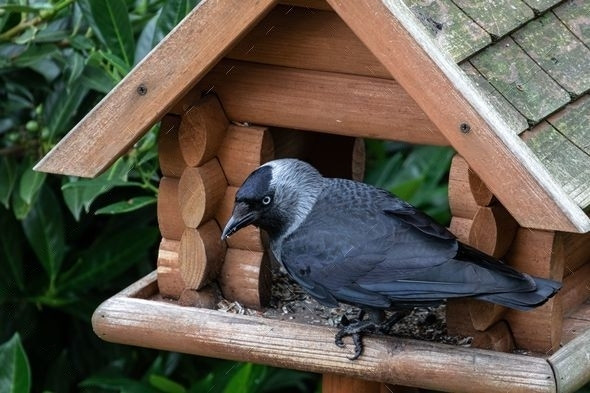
[475,275,561,311]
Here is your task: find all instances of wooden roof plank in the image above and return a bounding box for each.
[522,0,563,14]
[553,0,590,47]
[512,12,590,97]
[326,0,590,232]
[460,61,529,135]
[451,0,534,39]
[34,0,277,177]
[548,95,590,157]
[470,37,570,124]
[523,122,590,208]
[402,0,490,62]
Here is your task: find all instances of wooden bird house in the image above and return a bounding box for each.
[36,1,590,392]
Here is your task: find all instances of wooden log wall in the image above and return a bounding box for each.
[157,93,367,310]
[447,155,590,354]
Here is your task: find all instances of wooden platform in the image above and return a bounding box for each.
[93,271,590,393]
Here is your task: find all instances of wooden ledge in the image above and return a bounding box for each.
[92,272,590,393]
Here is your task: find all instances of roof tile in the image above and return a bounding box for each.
[547,95,590,156]
[470,37,570,123]
[451,0,534,39]
[553,0,590,46]
[461,61,529,134]
[523,121,590,208]
[404,0,490,61]
[512,12,590,96]
[522,0,562,13]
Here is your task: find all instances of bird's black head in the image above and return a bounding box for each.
[221,159,324,241]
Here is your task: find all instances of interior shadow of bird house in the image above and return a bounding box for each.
[35,0,590,392]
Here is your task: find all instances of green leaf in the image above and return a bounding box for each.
[44,81,89,140]
[134,13,158,64]
[0,156,18,209]
[57,226,158,293]
[0,4,52,13]
[66,50,85,87]
[84,0,135,67]
[222,363,268,393]
[22,187,65,282]
[11,44,58,67]
[79,63,116,94]
[80,376,155,393]
[149,374,186,393]
[0,207,25,294]
[11,191,32,220]
[61,158,137,219]
[95,196,156,215]
[152,0,197,46]
[0,333,31,393]
[19,165,46,205]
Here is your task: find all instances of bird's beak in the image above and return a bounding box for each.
[221,202,257,240]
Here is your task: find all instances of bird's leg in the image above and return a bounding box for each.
[335,309,388,360]
[380,310,410,334]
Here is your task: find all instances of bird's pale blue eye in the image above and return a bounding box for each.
[262,196,272,205]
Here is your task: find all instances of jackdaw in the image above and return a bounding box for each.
[221,158,561,359]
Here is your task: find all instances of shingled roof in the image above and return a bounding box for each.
[403,0,590,209]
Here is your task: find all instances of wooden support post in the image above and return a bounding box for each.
[322,374,381,393]
[448,155,478,219]
[157,177,185,240]
[469,301,506,332]
[156,238,183,299]
[563,232,590,276]
[218,248,271,309]
[468,205,518,258]
[178,95,229,167]
[561,262,590,315]
[216,125,274,186]
[178,159,227,228]
[506,298,562,354]
[179,220,226,290]
[158,114,186,177]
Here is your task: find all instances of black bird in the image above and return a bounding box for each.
[221,158,561,359]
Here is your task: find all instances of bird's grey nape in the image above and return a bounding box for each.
[262,159,325,243]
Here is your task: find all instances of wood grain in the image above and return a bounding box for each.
[178,159,227,228]
[469,301,507,332]
[326,0,589,232]
[177,285,219,309]
[158,115,186,177]
[179,221,226,290]
[93,276,557,393]
[228,5,389,78]
[561,262,590,315]
[468,169,495,206]
[198,60,446,146]
[35,0,277,177]
[219,248,271,309]
[470,320,515,353]
[178,95,229,167]
[468,205,518,258]
[156,238,183,299]
[563,232,590,276]
[448,155,478,219]
[216,125,274,187]
[157,177,184,240]
[448,216,472,243]
[506,298,562,354]
[548,328,590,393]
[322,374,381,393]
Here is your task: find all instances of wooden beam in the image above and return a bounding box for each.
[548,328,590,393]
[198,60,446,145]
[94,273,557,393]
[34,0,277,177]
[326,0,590,233]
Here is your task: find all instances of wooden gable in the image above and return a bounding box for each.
[35,0,590,233]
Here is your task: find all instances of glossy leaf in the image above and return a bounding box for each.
[152,0,198,45]
[0,208,25,295]
[149,374,186,393]
[0,156,18,208]
[44,81,89,140]
[134,13,158,64]
[0,333,31,393]
[18,164,46,205]
[84,0,135,67]
[57,226,158,292]
[22,187,65,282]
[95,196,156,215]
[222,363,267,393]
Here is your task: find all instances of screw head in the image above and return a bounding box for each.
[137,84,148,95]
[459,123,471,134]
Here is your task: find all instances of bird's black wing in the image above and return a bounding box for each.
[279,179,461,308]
